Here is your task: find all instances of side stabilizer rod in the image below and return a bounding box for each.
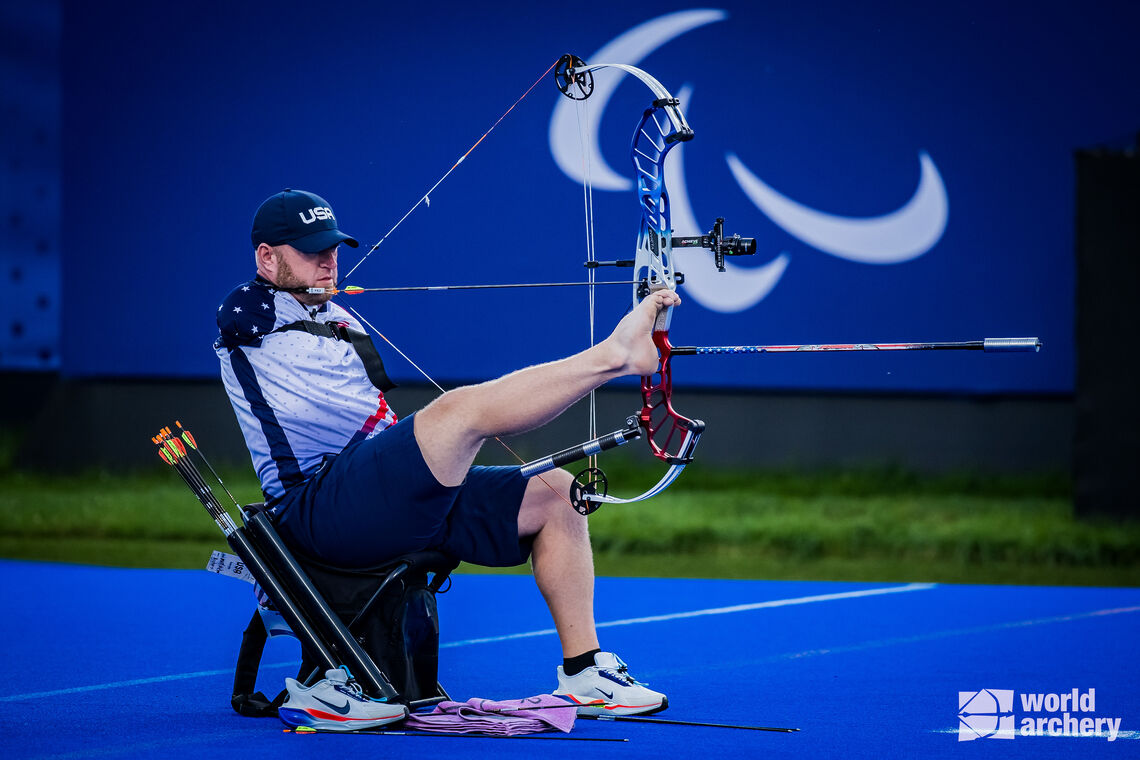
[519,418,641,478]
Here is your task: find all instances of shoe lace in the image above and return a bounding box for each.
[602,663,647,687]
[331,676,366,700]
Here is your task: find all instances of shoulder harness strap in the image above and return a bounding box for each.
[273,320,396,392]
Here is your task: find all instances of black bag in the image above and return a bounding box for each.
[231,551,456,717]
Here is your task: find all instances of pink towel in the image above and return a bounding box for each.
[403,694,576,736]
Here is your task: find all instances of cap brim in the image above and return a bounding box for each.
[289,229,359,254]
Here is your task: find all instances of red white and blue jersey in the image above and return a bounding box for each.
[215,277,397,504]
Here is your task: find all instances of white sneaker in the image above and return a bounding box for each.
[553,652,668,716]
[278,667,407,731]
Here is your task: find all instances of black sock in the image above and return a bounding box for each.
[563,649,602,677]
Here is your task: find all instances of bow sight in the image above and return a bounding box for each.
[582,214,759,292]
[672,217,758,272]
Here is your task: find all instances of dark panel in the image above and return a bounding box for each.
[1074,149,1140,518]
[11,375,1072,476]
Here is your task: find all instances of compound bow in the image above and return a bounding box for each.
[550,54,756,512]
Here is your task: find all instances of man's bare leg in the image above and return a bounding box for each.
[517,469,598,656]
[413,289,680,486]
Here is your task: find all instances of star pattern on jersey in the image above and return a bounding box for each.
[215,279,279,349]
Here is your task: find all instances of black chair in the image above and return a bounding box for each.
[227,503,457,714]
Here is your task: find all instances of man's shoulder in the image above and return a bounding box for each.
[215,278,285,350]
[321,299,356,325]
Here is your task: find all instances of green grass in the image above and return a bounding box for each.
[1,465,1137,587]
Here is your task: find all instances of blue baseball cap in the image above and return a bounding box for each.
[251,189,359,254]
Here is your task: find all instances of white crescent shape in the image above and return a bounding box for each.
[726,151,949,264]
[667,85,790,313]
[549,8,727,191]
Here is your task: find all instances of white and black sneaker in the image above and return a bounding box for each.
[553,651,668,716]
[278,667,407,731]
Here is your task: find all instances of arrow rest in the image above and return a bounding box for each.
[570,467,608,515]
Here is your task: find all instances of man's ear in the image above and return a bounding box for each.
[255,243,277,280]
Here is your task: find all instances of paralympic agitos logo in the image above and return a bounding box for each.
[549,8,949,313]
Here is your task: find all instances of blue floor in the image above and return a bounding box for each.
[1,559,1137,759]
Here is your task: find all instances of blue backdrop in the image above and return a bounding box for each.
[60,1,1139,393]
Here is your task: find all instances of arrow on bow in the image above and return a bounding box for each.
[327,53,1040,516]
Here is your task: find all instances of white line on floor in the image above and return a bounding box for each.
[0,582,934,701]
[440,582,938,648]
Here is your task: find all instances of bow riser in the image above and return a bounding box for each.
[640,329,704,463]
[631,103,690,309]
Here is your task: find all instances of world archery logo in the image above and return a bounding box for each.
[958,689,1015,741]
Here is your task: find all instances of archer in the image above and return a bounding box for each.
[214,188,676,727]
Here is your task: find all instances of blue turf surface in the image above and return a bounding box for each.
[1,559,1137,759]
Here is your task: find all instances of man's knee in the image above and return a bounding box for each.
[413,388,492,486]
[519,469,584,537]
[418,385,492,443]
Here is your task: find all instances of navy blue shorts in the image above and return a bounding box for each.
[273,413,532,569]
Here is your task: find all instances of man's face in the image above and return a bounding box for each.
[260,244,338,306]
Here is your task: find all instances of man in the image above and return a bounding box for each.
[215,189,676,718]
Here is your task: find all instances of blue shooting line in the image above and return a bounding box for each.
[5,589,1136,705]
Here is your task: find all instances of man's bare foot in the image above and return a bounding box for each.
[604,290,681,376]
